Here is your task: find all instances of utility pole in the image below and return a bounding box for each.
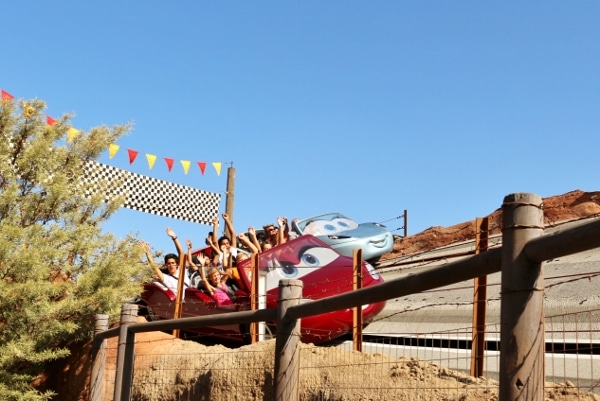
[225,165,235,239]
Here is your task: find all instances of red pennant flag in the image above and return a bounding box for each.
[127,149,139,165]
[1,90,14,100]
[46,116,57,126]
[197,162,207,175]
[164,158,174,172]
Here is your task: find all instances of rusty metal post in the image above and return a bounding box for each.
[113,303,138,401]
[352,249,363,352]
[274,279,303,401]
[89,314,109,401]
[250,252,260,343]
[470,217,489,377]
[499,193,545,401]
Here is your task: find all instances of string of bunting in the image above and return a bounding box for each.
[1,88,223,177]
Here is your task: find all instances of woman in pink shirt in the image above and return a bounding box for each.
[206,267,234,306]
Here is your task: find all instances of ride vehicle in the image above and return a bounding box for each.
[291,213,394,262]
[139,235,386,344]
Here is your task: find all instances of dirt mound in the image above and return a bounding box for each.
[384,189,600,257]
[60,332,599,401]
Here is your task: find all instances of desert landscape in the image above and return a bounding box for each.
[43,189,600,400]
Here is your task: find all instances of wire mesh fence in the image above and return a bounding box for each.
[93,213,600,400]
[97,307,600,400]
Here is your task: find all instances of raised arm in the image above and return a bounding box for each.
[137,241,164,283]
[238,233,259,256]
[248,227,262,253]
[166,227,185,267]
[277,217,286,245]
[211,216,219,249]
[282,217,290,241]
[222,212,237,249]
[206,232,221,266]
[185,239,199,273]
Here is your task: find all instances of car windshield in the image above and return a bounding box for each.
[296,213,359,235]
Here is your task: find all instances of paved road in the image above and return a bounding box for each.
[367,216,600,338]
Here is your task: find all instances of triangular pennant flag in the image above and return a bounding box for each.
[146,154,157,169]
[109,144,120,159]
[127,149,139,165]
[46,116,57,126]
[197,162,207,175]
[164,158,174,172]
[67,127,80,142]
[180,160,191,175]
[212,162,222,176]
[1,90,14,100]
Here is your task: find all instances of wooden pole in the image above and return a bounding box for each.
[225,165,235,239]
[172,253,186,337]
[90,314,109,401]
[352,249,363,352]
[470,217,488,377]
[113,303,138,401]
[499,193,545,401]
[274,279,303,401]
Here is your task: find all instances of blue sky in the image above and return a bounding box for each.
[3,2,599,254]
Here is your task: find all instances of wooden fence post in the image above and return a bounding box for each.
[499,193,544,401]
[274,279,303,401]
[89,314,109,401]
[113,303,138,401]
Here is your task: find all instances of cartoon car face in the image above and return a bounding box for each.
[292,213,394,262]
[139,235,386,344]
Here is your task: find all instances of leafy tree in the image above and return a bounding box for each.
[0,97,146,400]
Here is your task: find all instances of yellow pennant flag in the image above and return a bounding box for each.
[146,154,157,169]
[212,162,222,176]
[67,127,80,142]
[109,144,120,159]
[180,160,191,175]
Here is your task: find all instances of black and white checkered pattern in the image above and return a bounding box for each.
[83,160,221,225]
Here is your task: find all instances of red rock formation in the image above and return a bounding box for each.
[384,190,600,258]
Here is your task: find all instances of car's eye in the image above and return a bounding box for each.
[323,223,337,232]
[297,247,339,268]
[263,246,342,292]
[331,218,359,231]
[277,261,298,278]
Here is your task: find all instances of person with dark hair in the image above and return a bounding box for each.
[261,223,278,251]
[262,216,289,250]
[218,212,238,266]
[138,227,190,297]
[185,239,206,288]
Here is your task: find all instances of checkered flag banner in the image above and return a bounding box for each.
[82,160,221,225]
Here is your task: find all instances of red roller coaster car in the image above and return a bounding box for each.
[139,235,386,344]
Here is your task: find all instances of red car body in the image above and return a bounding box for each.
[140,235,386,344]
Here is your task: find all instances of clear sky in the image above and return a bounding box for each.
[3,2,599,254]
